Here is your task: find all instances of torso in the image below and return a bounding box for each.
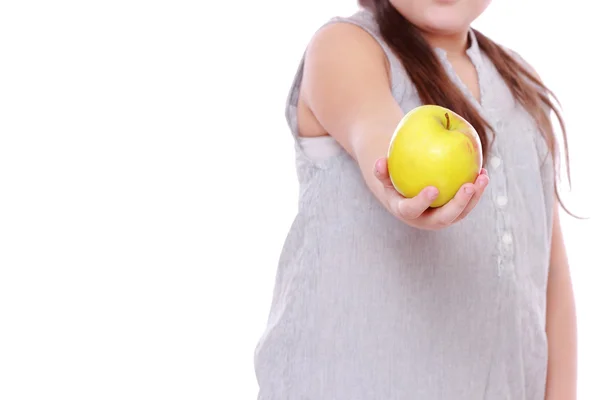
[255,9,554,400]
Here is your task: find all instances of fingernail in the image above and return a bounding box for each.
[428,188,439,200]
[479,177,487,187]
[465,186,474,195]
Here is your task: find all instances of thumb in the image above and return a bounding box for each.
[373,157,394,189]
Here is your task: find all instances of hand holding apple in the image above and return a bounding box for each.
[372,105,489,230]
[387,105,483,207]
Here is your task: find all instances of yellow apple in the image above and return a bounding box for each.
[387,105,483,208]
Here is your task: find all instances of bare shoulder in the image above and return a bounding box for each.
[297,21,397,141]
[304,21,389,69]
[301,20,393,105]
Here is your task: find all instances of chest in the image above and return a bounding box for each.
[447,54,482,103]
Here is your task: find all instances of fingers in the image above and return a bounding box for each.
[396,186,439,220]
[426,169,489,227]
[455,169,489,221]
[373,158,439,220]
[374,158,489,228]
[425,183,475,227]
[373,157,394,189]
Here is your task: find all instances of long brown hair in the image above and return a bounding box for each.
[359,0,574,216]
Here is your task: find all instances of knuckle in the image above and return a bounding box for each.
[397,206,419,221]
[396,208,413,220]
[458,190,472,202]
[436,215,454,227]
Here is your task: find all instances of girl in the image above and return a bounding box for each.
[254,1,577,398]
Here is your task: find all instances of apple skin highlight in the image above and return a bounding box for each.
[387,105,483,207]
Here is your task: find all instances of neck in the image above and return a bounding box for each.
[420,29,471,57]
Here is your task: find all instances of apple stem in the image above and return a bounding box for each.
[444,113,450,130]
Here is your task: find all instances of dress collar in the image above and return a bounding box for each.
[434,28,482,66]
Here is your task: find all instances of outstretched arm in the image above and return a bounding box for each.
[544,201,577,399]
[301,22,488,229]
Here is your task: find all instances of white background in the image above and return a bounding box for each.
[0,0,597,399]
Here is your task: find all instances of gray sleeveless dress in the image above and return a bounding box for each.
[254,10,554,400]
